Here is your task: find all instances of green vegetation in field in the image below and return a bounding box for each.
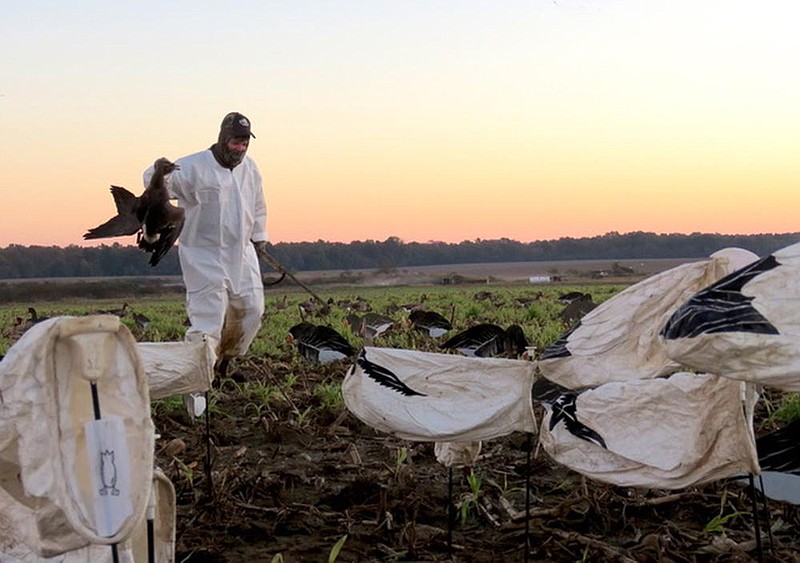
[770,393,800,425]
[4,282,800,424]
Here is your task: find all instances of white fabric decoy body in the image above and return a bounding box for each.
[342,347,537,443]
[0,316,155,558]
[662,240,800,392]
[538,247,759,389]
[532,248,764,490]
[535,372,759,489]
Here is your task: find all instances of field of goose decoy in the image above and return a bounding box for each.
[0,257,799,562]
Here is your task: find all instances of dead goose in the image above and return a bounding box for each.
[83,157,184,267]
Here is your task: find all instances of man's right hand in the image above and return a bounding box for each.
[252,240,284,272]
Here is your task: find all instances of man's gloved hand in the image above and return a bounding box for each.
[252,240,269,259]
[252,240,284,272]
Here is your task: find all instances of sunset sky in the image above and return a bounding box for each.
[2,1,800,248]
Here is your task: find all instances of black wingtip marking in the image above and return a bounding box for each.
[534,376,607,449]
[539,322,580,360]
[356,349,427,397]
[661,255,781,340]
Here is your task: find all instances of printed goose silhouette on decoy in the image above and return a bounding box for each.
[661,243,800,391]
[532,376,607,448]
[441,323,529,358]
[83,157,184,267]
[287,321,355,364]
[409,309,452,338]
[661,255,779,339]
[353,348,426,397]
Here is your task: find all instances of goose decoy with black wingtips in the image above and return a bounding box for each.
[399,294,428,313]
[83,157,184,267]
[409,309,452,338]
[287,321,355,364]
[558,291,588,304]
[347,312,395,342]
[559,294,597,325]
[441,323,529,358]
[662,242,800,391]
[752,419,800,504]
[133,311,151,331]
[534,370,762,490]
[538,247,759,389]
[27,307,49,323]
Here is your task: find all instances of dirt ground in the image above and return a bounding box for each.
[147,261,799,562]
[5,261,797,562]
[153,354,800,563]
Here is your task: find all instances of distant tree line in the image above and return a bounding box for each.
[1,231,798,280]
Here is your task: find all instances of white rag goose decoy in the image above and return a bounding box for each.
[662,240,800,392]
[533,371,760,489]
[0,315,155,558]
[538,247,759,389]
[530,248,767,491]
[342,347,536,443]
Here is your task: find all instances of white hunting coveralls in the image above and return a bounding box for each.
[144,149,267,358]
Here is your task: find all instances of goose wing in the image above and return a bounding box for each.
[83,186,142,239]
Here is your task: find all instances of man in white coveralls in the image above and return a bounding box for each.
[145,112,268,416]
